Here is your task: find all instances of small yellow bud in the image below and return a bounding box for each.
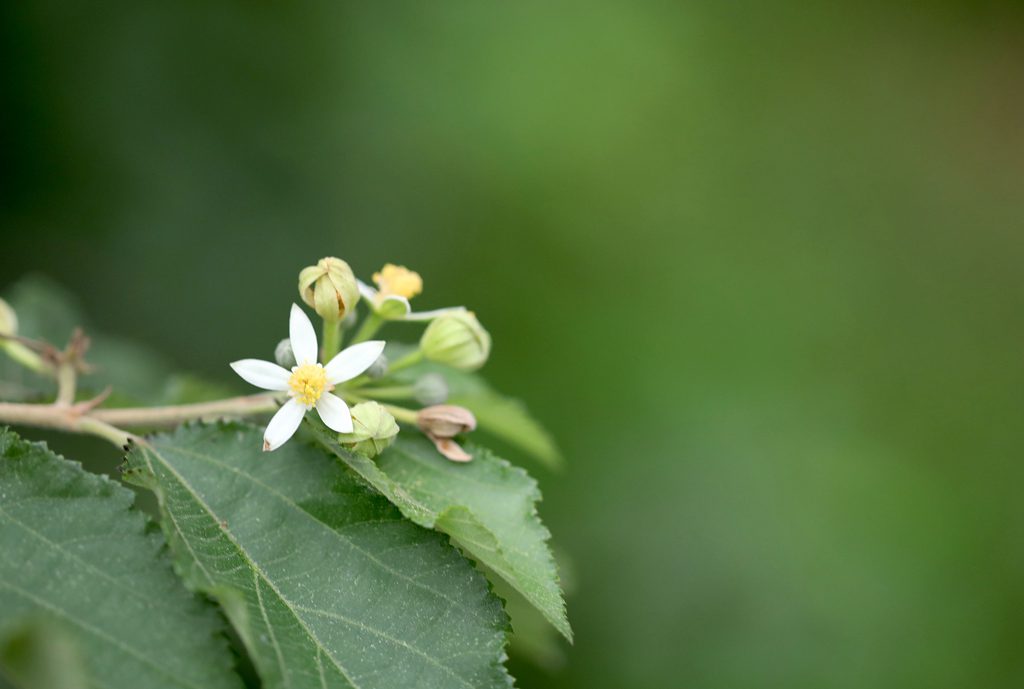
[419,310,491,371]
[336,402,400,457]
[0,298,17,337]
[298,257,359,322]
[417,405,476,462]
[373,264,422,300]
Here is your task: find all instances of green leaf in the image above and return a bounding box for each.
[380,356,563,470]
[311,426,571,642]
[0,617,89,689]
[487,570,566,670]
[0,427,242,689]
[123,422,514,689]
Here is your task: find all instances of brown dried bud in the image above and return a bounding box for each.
[416,405,477,462]
[417,405,476,438]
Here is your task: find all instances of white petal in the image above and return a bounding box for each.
[263,399,306,451]
[377,295,411,320]
[324,340,386,384]
[315,392,353,433]
[289,303,318,365]
[230,359,291,391]
[402,306,467,322]
[357,280,379,302]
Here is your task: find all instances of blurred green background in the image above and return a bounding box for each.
[2,2,1024,687]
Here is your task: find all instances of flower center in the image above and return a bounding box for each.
[288,363,327,407]
[373,264,423,299]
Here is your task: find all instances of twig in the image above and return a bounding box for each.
[0,392,282,447]
[89,393,281,427]
[0,402,132,446]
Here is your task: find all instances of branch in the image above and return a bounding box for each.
[0,402,131,446]
[0,393,282,447]
[89,393,281,427]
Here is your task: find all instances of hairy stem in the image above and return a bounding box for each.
[351,385,415,400]
[0,340,49,375]
[387,349,424,373]
[90,393,282,427]
[0,392,283,447]
[0,402,132,446]
[335,390,418,423]
[54,362,76,406]
[381,403,418,424]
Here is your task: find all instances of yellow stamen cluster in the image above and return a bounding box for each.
[288,363,328,407]
[373,264,423,300]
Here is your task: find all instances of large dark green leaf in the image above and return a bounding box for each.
[124,422,513,689]
[0,427,242,689]
[312,427,571,642]
[0,617,89,689]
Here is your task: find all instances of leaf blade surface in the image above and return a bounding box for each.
[125,422,513,689]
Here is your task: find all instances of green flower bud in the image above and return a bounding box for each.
[365,353,388,379]
[414,373,449,406]
[298,257,360,322]
[336,402,399,457]
[419,310,491,371]
[274,338,296,368]
[0,298,17,337]
[0,298,46,374]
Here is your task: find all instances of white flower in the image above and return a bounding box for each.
[230,304,385,451]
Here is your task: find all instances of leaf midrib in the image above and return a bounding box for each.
[166,442,499,626]
[137,444,362,689]
[141,441,485,689]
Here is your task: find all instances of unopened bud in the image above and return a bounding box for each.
[0,297,46,374]
[274,338,296,368]
[365,353,388,379]
[417,404,476,437]
[414,373,449,406]
[417,404,476,462]
[298,257,360,322]
[336,402,399,457]
[419,310,491,371]
[0,298,17,337]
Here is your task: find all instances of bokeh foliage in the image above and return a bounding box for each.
[2,1,1023,687]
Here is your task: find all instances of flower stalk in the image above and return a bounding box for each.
[321,318,343,361]
[350,312,383,344]
[349,384,415,401]
[0,335,49,375]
